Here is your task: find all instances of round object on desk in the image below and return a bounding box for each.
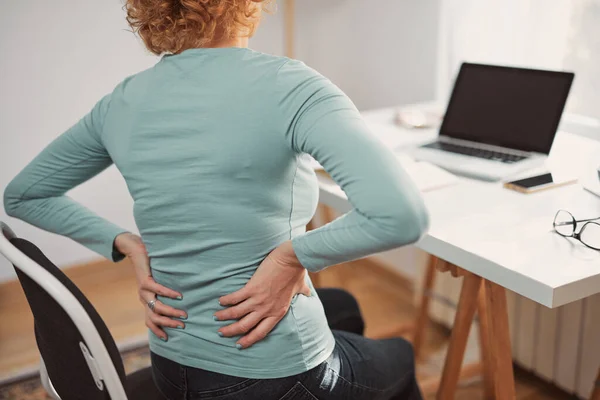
[395,109,442,129]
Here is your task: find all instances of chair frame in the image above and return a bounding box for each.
[0,222,129,400]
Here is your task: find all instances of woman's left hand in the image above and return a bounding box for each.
[114,233,187,341]
[214,241,310,349]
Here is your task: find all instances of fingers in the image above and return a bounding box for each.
[149,311,185,330]
[145,316,167,341]
[154,300,188,320]
[141,276,182,300]
[130,253,182,300]
[218,312,261,338]
[219,286,251,306]
[143,298,186,343]
[139,289,186,333]
[214,299,253,321]
[236,317,280,349]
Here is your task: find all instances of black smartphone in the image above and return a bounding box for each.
[503,173,577,194]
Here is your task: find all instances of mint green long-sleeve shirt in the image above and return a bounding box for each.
[4,48,429,378]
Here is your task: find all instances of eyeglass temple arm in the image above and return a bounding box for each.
[575,216,600,223]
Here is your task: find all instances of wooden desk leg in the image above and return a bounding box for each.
[477,283,495,399]
[591,368,600,400]
[437,272,482,400]
[413,255,438,359]
[484,280,516,400]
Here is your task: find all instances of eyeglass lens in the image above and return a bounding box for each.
[580,222,600,250]
[553,210,575,237]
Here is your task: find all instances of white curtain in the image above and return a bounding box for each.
[437,0,600,123]
[562,0,600,121]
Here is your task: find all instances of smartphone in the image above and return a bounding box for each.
[503,173,577,194]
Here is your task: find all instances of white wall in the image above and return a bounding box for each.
[295,0,440,110]
[1,1,150,282]
[0,0,439,282]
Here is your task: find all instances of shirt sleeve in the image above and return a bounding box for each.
[276,59,430,272]
[3,94,129,261]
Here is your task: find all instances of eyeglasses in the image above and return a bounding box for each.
[553,210,600,250]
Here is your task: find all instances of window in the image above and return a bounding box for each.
[437,0,600,135]
[562,0,600,121]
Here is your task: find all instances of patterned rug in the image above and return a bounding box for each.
[0,346,151,400]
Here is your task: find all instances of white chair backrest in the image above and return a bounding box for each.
[0,222,129,400]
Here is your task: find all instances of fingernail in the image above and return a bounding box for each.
[213,315,219,321]
[177,325,184,329]
[218,300,223,306]
[160,337,168,342]
[217,331,224,337]
[176,295,183,300]
[180,314,187,320]
[236,343,243,350]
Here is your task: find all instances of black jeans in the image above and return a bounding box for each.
[151,288,422,400]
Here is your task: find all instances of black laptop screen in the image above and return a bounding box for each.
[440,63,574,154]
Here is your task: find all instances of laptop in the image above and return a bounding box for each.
[412,63,574,181]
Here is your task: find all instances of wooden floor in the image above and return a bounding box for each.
[0,257,573,399]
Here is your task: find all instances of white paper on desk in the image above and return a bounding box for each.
[305,153,458,193]
[396,156,459,192]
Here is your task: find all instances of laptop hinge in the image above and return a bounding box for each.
[438,135,533,156]
[79,342,105,391]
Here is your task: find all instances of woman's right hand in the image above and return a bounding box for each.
[114,232,187,341]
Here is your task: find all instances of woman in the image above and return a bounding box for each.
[3,0,429,399]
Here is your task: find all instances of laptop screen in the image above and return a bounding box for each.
[440,63,574,154]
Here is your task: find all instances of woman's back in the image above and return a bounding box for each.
[103,48,334,377]
[108,49,316,282]
[4,45,428,379]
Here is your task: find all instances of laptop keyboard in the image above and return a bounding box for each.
[421,141,528,164]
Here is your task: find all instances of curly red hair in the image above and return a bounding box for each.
[125,0,271,55]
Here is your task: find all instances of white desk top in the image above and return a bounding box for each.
[316,106,600,308]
